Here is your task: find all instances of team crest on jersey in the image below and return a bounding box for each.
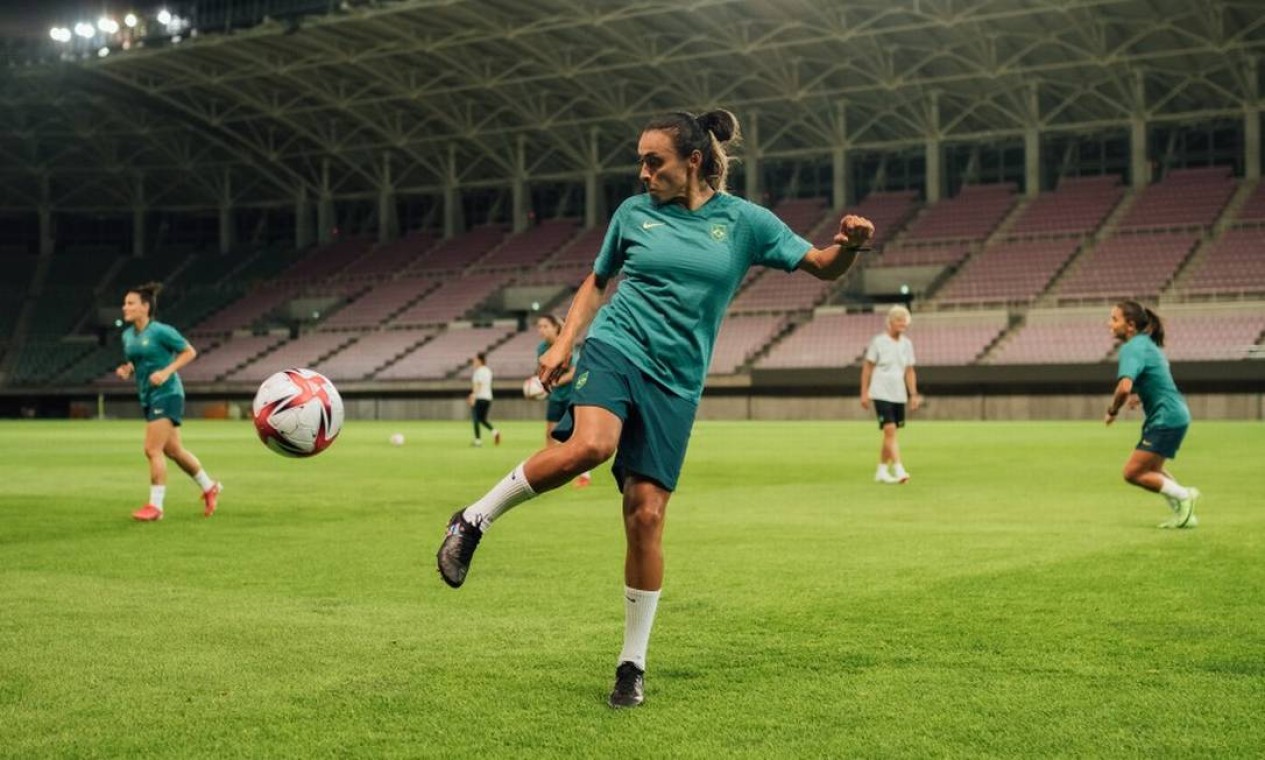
[710,224,727,242]
[575,371,589,391]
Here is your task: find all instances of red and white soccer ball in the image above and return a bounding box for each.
[252,368,344,457]
[522,375,548,400]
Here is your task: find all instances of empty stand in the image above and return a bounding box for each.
[473,218,581,270]
[1007,175,1125,238]
[312,329,436,382]
[772,198,831,238]
[709,314,786,374]
[545,225,607,267]
[1117,166,1236,230]
[1163,307,1265,361]
[318,277,437,330]
[1053,233,1196,301]
[757,311,884,369]
[278,238,373,283]
[341,232,438,280]
[1236,181,1265,223]
[936,239,1081,305]
[481,329,546,380]
[374,325,516,380]
[405,225,508,274]
[851,190,920,248]
[987,310,1116,364]
[728,269,834,313]
[903,183,1017,243]
[898,312,1009,366]
[871,245,971,268]
[1180,228,1265,296]
[225,331,357,382]
[178,334,287,382]
[391,272,510,327]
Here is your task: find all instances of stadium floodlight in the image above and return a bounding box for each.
[124,14,138,28]
[49,27,73,42]
[98,46,110,58]
[74,22,95,38]
[157,9,172,25]
[98,17,119,34]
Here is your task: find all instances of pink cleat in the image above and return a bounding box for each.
[574,472,592,489]
[201,482,223,517]
[132,504,163,522]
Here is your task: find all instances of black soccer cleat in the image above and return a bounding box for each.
[608,661,645,708]
[436,509,483,588]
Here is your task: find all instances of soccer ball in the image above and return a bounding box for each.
[252,368,344,457]
[522,375,548,400]
[389,432,405,446]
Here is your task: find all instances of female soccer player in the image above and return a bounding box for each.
[535,314,590,487]
[467,352,500,447]
[436,109,873,707]
[860,304,921,484]
[115,282,221,521]
[1104,301,1198,528]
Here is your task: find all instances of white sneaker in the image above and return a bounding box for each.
[893,470,911,484]
[875,471,900,484]
[1159,488,1199,528]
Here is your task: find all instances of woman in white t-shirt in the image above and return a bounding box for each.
[860,305,921,483]
[468,352,500,447]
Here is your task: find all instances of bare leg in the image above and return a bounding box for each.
[881,423,901,467]
[144,420,175,486]
[622,477,670,591]
[163,426,203,478]
[522,405,620,492]
[1122,450,1170,493]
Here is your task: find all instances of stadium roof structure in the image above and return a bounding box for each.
[1,0,1262,212]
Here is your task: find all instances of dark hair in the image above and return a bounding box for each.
[643,109,741,193]
[1116,300,1165,347]
[475,352,486,363]
[129,281,164,319]
[536,314,562,331]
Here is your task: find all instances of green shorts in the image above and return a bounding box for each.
[550,340,698,492]
[143,394,185,426]
[545,397,569,424]
[1137,425,1187,460]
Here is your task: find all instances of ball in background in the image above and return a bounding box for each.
[522,375,548,400]
[252,368,344,457]
[389,432,405,446]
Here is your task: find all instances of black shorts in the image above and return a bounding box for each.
[873,400,905,429]
[1136,425,1187,460]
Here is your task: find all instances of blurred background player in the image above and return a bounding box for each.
[468,352,500,447]
[437,108,873,708]
[114,282,221,521]
[535,314,591,487]
[1105,301,1199,528]
[860,305,921,484]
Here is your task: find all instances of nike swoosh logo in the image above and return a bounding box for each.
[625,596,637,603]
[642,221,664,230]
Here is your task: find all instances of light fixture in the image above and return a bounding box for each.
[157,9,172,25]
[98,46,110,58]
[74,22,95,38]
[97,17,119,34]
[124,14,138,28]
[49,27,73,43]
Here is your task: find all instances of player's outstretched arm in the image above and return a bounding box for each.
[539,272,607,388]
[798,214,875,281]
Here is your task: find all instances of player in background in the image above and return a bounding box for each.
[535,314,591,487]
[1105,301,1199,528]
[436,108,874,708]
[468,352,500,447]
[860,305,920,484]
[115,282,221,521]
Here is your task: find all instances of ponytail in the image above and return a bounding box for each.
[643,109,742,193]
[1115,300,1165,347]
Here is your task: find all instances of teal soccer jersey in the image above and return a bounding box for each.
[1116,334,1190,429]
[588,193,811,401]
[122,321,189,406]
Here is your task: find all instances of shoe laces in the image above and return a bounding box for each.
[614,662,642,692]
[447,516,482,564]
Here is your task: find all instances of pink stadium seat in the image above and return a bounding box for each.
[709,314,786,375]
[1118,166,1236,230]
[871,245,971,268]
[1181,228,1265,296]
[1236,181,1265,223]
[279,238,373,282]
[771,197,831,239]
[179,334,288,382]
[375,325,516,380]
[545,225,608,267]
[936,239,1081,305]
[225,332,358,383]
[312,329,436,381]
[987,311,1116,364]
[757,312,884,369]
[342,232,438,280]
[319,278,437,330]
[405,225,509,274]
[482,329,548,381]
[904,183,1017,243]
[390,272,511,327]
[728,269,834,313]
[851,190,920,248]
[1163,311,1265,361]
[474,218,582,271]
[1054,233,1196,300]
[1008,175,1125,238]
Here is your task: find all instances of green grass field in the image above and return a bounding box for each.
[1,418,1262,758]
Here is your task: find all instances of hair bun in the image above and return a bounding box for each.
[697,110,738,143]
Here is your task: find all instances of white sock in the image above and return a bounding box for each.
[193,470,214,491]
[462,462,536,532]
[875,464,889,477]
[1159,477,1190,502]
[149,485,166,510]
[618,586,661,671]
[893,463,909,477]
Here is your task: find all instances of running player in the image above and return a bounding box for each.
[860,305,921,483]
[468,352,500,447]
[535,314,590,487]
[1104,300,1199,528]
[436,109,873,707]
[115,282,221,521]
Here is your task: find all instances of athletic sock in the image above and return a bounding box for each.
[149,485,166,510]
[1159,477,1190,502]
[461,462,536,532]
[893,463,909,478]
[618,586,661,671]
[193,470,214,491]
[875,464,889,478]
